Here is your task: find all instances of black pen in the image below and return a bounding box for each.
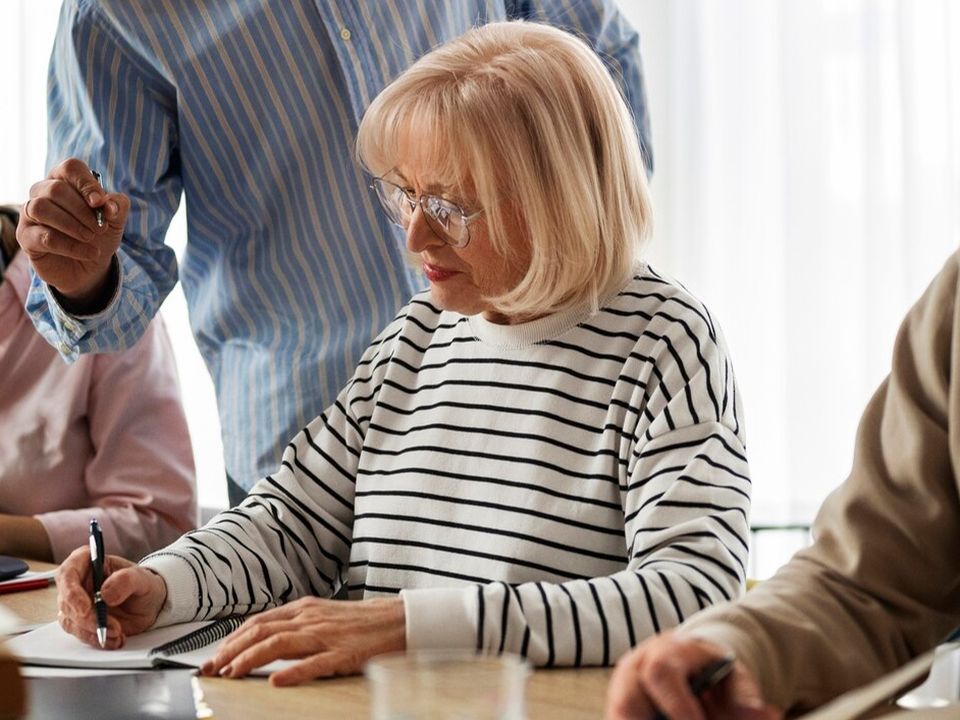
[89,518,108,648]
[652,655,735,720]
[91,171,104,228]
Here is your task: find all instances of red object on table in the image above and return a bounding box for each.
[0,577,51,595]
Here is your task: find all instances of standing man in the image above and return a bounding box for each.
[18,1,652,505]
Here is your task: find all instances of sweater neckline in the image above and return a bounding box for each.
[465,265,643,349]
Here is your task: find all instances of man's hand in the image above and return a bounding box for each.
[199,596,407,686]
[606,631,782,720]
[17,158,129,313]
[56,546,167,649]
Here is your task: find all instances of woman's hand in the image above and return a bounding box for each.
[17,158,129,313]
[200,596,406,686]
[605,631,781,720]
[55,546,167,649]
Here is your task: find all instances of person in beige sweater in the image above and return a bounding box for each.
[605,250,960,720]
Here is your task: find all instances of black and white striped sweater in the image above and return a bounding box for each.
[143,265,750,667]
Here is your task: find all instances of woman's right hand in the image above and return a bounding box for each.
[55,546,167,649]
[16,158,129,313]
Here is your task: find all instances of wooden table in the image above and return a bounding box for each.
[3,563,614,718]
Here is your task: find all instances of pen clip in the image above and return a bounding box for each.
[90,170,105,227]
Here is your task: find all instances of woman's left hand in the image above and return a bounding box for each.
[199,596,406,686]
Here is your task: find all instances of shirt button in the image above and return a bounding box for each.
[59,343,72,355]
[339,27,352,41]
[63,321,75,332]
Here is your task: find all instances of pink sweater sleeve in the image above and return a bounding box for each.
[35,317,197,561]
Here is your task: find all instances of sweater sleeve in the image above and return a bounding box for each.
[403,305,751,667]
[139,318,405,625]
[678,251,960,714]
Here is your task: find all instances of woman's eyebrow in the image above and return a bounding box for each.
[390,167,471,202]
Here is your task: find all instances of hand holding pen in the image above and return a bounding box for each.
[17,159,129,313]
[54,544,168,650]
[650,656,734,720]
[89,519,109,648]
[605,631,781,720]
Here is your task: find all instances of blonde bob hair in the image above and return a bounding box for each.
[357,21,652,317]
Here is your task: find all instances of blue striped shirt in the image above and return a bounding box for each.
[28,0,652,492]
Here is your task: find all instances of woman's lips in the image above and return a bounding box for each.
[423,262,458,282]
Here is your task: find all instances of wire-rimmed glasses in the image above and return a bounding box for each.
[370,177,483,248]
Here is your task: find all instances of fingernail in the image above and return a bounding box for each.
[89,192,104,205]
[219,664,233,677]
[107,200,119,215]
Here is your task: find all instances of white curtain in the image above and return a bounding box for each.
[0,1,60,201]
[624,0,960,524]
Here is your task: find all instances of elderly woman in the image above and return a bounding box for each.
[56,21,750,685]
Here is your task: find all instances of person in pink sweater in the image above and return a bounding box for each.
[0,205,196,562]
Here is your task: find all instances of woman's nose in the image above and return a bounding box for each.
[405,203,444,253]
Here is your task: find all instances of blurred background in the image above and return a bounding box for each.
[3,0,959,577]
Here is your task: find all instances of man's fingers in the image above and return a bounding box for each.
[23,195,96,242]
[606,652,654,719]
[701,668,784,720]
[19,225,101,261]
[27,175,103,233]
[50,158,106,210]
[606,634,745,720]
[101,193,129,229]
[644,655,708,720]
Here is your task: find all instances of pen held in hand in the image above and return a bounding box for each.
[89,518,108,648]
[91,171,104,228]
[652,655,735,720]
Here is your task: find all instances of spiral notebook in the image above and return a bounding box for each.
[7,615,295,676]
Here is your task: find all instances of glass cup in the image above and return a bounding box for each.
[365,650,530,720]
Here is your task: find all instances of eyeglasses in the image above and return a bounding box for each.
[371,177,483,248]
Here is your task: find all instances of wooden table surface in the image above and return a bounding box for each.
[3,562,614,719]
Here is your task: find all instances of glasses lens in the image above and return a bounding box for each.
[373,179,414,228]
[422,195,469,247]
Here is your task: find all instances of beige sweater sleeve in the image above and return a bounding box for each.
[678,251,960,714]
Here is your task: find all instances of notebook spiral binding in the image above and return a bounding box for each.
[148,615,246,657]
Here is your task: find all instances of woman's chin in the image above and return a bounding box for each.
[428,288,483,317]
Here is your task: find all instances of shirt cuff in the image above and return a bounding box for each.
[42,254,123,357]
[139,552,201,629]
[401,586,478,650]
